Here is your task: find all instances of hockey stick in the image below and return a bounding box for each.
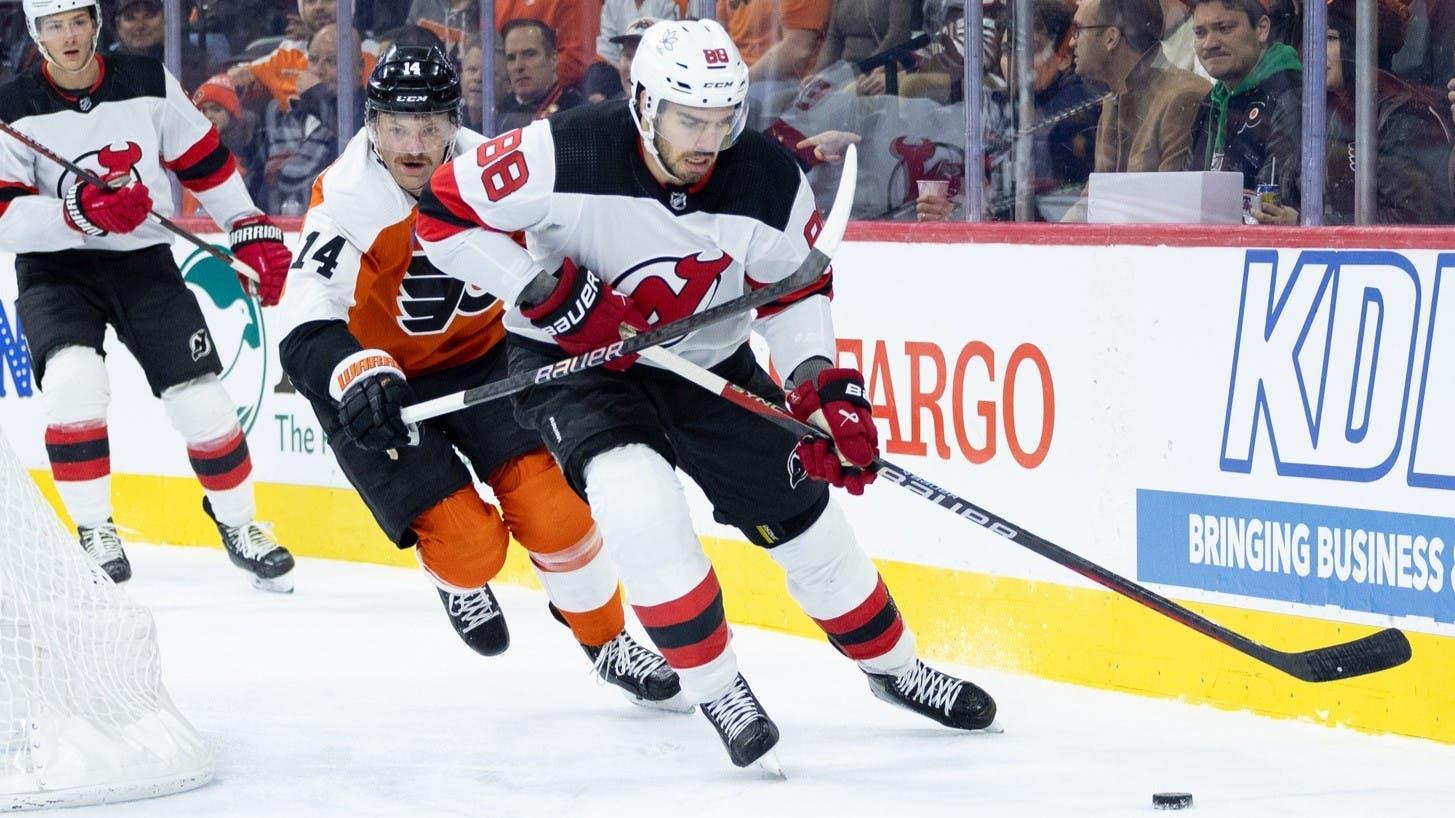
[0,118,261,284]
[633,344,1413,684]
[399,144,860,426]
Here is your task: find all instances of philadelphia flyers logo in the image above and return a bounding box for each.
[612,251,734,332]
[396,252,497,335]
[55,141,144,195]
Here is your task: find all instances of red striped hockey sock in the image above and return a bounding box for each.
[186,426,254,526]
[45,421,111,527]
[633,566,731,670]
[812,576,908,663]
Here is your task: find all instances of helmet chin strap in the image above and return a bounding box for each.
[36,29,100,80]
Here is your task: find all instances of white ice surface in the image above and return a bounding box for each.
[61,544,1455,818]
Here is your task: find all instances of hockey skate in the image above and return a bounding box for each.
[78,519,131,583]
[865,660,998,731]
[701,674,783,776]
[585,630,694,713]
[438,585,509,656]
[203,498,295,593]
[545,603,690,712]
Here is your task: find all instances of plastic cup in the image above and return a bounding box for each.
[917,179,950,199]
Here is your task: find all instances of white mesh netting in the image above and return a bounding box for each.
[0,432,211,810]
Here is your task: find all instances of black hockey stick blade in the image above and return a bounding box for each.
[400,145,859,424]
[634,344,1414,684]
[1248,627,1411,683]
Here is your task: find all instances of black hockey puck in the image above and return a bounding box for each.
[1153,792,1193,810]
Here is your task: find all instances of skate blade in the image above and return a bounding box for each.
[978,717,1005,734]
[621,689,696,714]
[250,574,295,594]
[751,748,786,780]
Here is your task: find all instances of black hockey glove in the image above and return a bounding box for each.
[329,350,416,451]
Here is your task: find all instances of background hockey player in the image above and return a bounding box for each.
[277,45,684,709]
[416,19,997,772]
[0,0,295,590]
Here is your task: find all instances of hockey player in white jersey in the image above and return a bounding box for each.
[276,45,686,708]
[416,19,997,771]
[0,0,296,590]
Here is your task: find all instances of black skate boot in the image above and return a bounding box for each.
[203,498,295,593]
[546,602,689,711]
[865,660,997,730]
[701,674,782,774]
[438,585,509,656]
[78,519,131,583]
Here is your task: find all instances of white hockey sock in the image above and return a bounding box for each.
[769,498,917,675]
[529,524,618,614]
[583,444,739,703]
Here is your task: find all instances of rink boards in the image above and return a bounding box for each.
[1,223,1451,743]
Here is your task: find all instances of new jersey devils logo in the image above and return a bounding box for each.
[614,251,734,329]
[56,141,144,195]
[889,137,964,208]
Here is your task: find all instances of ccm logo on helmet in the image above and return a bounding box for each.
[702,81,736,88]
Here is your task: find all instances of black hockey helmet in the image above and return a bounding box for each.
[365,44,462,121]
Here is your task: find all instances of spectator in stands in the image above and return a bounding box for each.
[588,1,679,101]
[1061,0,1209,220]
[108,0,211,90]
[491,0,594,91]
[813,0,915,96]
[494,18,583,135]
[717,0,833,82]
[1184,0,1302,224]
[1323,0,1453,223]
[229,0,380,111]
[460,40,486,131]
[192,74,256,186]
[988,0,1101,219]
[588,15,658,103]
[254,23,350,214]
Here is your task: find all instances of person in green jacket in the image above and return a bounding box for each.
[1183,0,1302,224]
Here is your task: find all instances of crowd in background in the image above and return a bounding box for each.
[3,0,1453,224]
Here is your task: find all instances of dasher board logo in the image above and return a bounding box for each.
[1220,250,1454,489]
[1136,250,1455,621]
[181,246,267,434]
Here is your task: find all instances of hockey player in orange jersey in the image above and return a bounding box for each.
[277,45,686,710]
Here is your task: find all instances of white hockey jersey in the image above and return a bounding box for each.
[416,100,835,376]
[0,54,258,254]
[278,127,508,382]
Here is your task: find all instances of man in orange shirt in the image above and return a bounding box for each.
[716,0,832,81]
[227,0,380,111]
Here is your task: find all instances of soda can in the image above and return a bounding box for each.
[1256,183,1281,208]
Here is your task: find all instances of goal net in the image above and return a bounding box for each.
[0,432,211,810]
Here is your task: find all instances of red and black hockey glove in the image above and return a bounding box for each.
[63,176,152,236]
[787,368,880,495]
[330,350,417,451]
[230,215,292,307]
[519,258,649,372]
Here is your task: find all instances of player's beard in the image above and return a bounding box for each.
[655,135,715,186]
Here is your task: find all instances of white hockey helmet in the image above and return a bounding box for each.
[24,0,103,66]
[629,19,750,162]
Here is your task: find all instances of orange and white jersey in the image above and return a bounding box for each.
[278,127,505,379]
